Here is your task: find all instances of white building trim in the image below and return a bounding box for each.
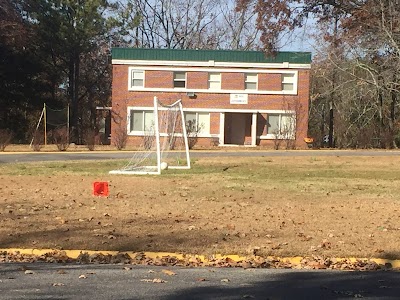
[113,59,311,70]
[127,67,299,95]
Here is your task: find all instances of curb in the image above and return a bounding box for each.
[1,249,400,269]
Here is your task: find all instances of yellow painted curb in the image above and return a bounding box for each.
[1,249,400,269]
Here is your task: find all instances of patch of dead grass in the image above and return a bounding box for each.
[0,155,399,259]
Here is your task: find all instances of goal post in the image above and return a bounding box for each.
[30,103,70,147]
[109,97,191,175]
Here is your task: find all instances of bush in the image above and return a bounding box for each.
[113,123,128,150]
[32,130,44,151]
[52,126,70,151]
[83,128,96,151]
[0,129,13,151]
[186,120,203,150]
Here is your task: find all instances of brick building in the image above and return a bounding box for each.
[111,48,311,148]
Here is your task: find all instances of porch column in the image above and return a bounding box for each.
[251,113,257,146]
[219,112,225,145]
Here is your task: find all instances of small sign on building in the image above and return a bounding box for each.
[230,94,248,104]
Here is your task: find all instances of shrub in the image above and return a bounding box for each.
[52,126,70,151]
[83,128,96,151]
[113,123,128,150]
[32,130,44,151]
[186,120,203,150]
[0,129,13,151]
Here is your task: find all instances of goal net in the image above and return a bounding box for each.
[109,97,191,175]
[30,104,69,147]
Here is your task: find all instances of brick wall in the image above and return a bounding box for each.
[145,70,173,88]
[187,72,208,89]
[258,73,282,91]
[221,72,245,90]
[111,65,310,149]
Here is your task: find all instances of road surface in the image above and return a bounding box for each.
[1,264,399,299]
[1,150,400,164]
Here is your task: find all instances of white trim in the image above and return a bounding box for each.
[251,113,257,146]
[219,112,225,145]
[127,66,298,95]
[113,59,311,69]
[128,66,299,74]
[127,106,294,114]
[128,87,298,95]
[259,134,295,140]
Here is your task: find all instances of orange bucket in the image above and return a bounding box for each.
[93,181,109,197]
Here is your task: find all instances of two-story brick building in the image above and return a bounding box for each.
[111,48,311,148]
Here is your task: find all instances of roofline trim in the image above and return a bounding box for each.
[112,59,311,69]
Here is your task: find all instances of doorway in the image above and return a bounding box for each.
[224,112,252,145]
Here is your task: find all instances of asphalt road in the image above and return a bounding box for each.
[1,150,400,164]
[1,264,399,300]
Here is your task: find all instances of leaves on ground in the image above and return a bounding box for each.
[140,278,167,283]
[161,269,176,276]
[0,250,396,271]
[52,282,65,286]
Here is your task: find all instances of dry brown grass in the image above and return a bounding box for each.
[0,155,399,259]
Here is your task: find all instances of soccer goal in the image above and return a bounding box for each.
[30,103,69,147]
[109,97,191,175]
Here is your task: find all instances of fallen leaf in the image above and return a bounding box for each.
[162,269,176,276]
[52,283,65,286]
[140,278,166,283]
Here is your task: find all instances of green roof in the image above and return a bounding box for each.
[112,48,311,64]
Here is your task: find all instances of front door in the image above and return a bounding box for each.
[224,113,252,145]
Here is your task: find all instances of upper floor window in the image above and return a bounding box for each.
[130,70,144,88]
[282,73,295,91]
[245,73,258,90]
[208,73,221,89]
[174,72,186,88]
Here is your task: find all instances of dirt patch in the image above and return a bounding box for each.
[0,155,399,259]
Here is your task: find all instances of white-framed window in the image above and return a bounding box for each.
[185,112,210,135]
[129,110,154,133]
[130,69,144,88]
[208,72,221,89]
[282,73,295,91]
[245,73,258,90]
[173,71,186,88]
[267,113,295,139]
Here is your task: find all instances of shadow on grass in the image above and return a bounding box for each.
[0,218,227,254]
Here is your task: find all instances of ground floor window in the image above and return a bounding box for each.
[184,112,210,135]
[129,110,154,133]
[267,113,295,138]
